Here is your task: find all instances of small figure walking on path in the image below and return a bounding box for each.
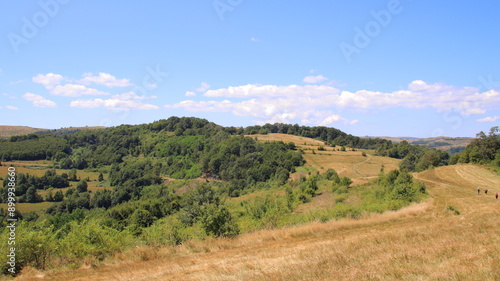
[477,188,481,195]
[496,193,498,200]
[485,189,488,195]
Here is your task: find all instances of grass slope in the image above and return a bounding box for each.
[9,131,499,280]
[249,133,400,185]
[15,164,499,280]
[0,125,105,138]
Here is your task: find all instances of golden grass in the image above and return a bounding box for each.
[246,133,400,184]
[13,164,500,280]
[0,202,54,214]
[0,161,112,214]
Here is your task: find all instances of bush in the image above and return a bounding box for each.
[200,204,239,237]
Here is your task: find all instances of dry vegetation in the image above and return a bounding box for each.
[0,161,111,214]
[0,125,105,139]
[10,163,499,280]
[0,126,49,138]
[248,133,400,185]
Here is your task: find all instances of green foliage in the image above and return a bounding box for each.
[59,219,132,262]
[363,169,427,213]
[141,216,189,246]
[0,135,70,161]
[76,180,88,193]
[200,203,239,237]
[456,127,500,166]
[23,186,43,203]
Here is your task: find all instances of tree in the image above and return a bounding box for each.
[98,172,104,182]
[25,186,43,203]
[200,204,239,237]
[45,191,54,202]
[53,190,64,202]
[68,169,78,181]
[76,180,88,193]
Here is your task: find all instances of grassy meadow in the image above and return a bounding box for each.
[0,133,497,280]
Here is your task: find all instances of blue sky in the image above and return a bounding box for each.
[1,0,499,138]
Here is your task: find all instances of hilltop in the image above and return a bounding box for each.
[0,118,497,280]
[0,125,105,138]
[364,136,473,153]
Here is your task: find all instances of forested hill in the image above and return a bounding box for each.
[0,117,388,163]
[0,117,454,173]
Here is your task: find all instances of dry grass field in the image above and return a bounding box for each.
[0,126,49,138]
[0,125,106,138]
[12,163,499,280]
[0,161,111,214]
[248,133,400,185]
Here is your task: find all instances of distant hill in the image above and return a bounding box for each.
[0,126,49,138]
[0,125,105,138]
[364,136,473,153]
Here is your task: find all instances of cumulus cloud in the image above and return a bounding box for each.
[6,106,18,110]
[185,91,197,97]
[33,73,65,89]
[70,98,158,110]
[51,84,109,97]
[23,93,57,108]
[79,72,133,87]
[204,84,341,98]
[70,91,158,110]
[111,91,155,100]
[167,80,500,126]
[303,75,329,84]
[477,116,500,122]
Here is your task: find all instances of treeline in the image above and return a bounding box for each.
[238,123,391,149]
[451,126,500,166]
[375,140,449,172]
[0,117,447,173]
[232,123,451,171]
[0,135,70,161]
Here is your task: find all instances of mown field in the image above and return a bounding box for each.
[249,133,400,184]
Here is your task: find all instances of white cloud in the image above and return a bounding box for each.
[185,91,197,97]
[250,37,261,42]
[477,116,500,122]
[204,84,341,98]
[79,72,133,87]
[51,84,109,97]
[167,80,500,126]
[303,75,329,84]
[23,93,57,108]
[195,82,211,92]
[111,91,155,100]
[33,73,65,89]
[70,98,158,110]
[6,106,18,110]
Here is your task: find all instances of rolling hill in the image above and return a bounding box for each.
[16,164,499,280]
[8,131,498,280]
[0,125,105,138]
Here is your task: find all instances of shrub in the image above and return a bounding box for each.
[200,204,239,237]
